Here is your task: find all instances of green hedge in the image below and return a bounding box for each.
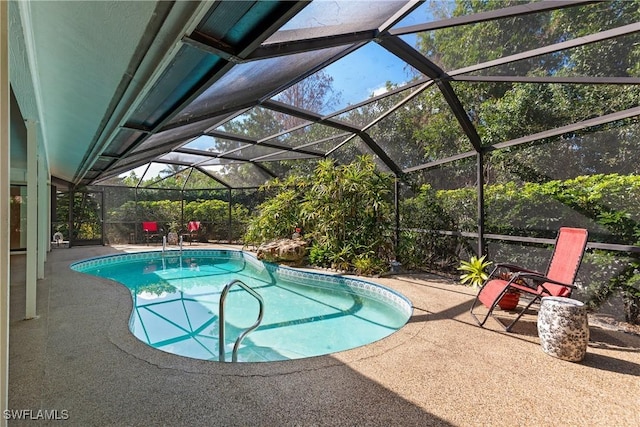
[104,199,250,243]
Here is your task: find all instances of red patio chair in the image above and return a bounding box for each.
[142,221,159,245]
[186,221,201,245]
[469,227,588,331]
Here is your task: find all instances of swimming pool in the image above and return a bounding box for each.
[71,250,412,362]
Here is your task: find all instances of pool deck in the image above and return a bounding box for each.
[8,244,640,426]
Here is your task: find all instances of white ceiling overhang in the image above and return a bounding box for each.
[9,0,213,184]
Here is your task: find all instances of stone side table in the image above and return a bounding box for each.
[537,296,589,362]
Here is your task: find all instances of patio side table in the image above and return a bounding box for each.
[537,296,589,362]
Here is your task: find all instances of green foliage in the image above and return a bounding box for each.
[308,245,331,267]
[457,255,492,289]
[398,184,463,271]
[400,172,640,322]
[431,174,640,245]
[184,199,227,222]
[402,0,640,191]
[244,189,301,245]
[104,195,250,243]
[55,191,102,241]
[581,251,640,324]
[353,253,387,277]
[245,156,395,275]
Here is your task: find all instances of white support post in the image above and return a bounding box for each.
[37,154,47,278]
[25,120,38,319]
[0,1,10,423]
[46,178,51,255]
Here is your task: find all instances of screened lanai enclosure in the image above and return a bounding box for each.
[46,1,640,322]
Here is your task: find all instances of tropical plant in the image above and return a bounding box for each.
[458,255,492,289]
[244,155,395,274]
[243,188,302,246]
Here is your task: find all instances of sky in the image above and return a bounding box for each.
[321,39,419,110]
[292,1,430,108]
[269,0,433,108]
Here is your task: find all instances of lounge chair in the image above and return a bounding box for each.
[185,221,201,245]
[142,221,160,245]
[469,227,588,331]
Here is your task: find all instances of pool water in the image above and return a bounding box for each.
[71,250,412,362]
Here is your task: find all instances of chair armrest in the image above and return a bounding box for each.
[494,263,542,275]
[512,271,577,291]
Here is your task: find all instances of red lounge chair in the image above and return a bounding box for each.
[470,227,588,331]
[186,221,201,245]
[142,221,159,244]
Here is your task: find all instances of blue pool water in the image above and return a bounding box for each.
[71,250,412,362]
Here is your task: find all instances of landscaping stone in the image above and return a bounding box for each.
[256,238,307,266]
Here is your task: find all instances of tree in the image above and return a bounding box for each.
[218,70,343,181]
[408,0,640,187]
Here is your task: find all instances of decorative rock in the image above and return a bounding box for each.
[537,296,589,362]
[256,238,307,266]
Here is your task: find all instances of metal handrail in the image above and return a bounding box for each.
[218,279,264,362]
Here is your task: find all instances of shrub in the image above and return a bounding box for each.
[244,156,395,274]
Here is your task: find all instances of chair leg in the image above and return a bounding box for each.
[470,281,526,331]
[469,291,496,327]
[469,265,504,328]
[503,296,540,332]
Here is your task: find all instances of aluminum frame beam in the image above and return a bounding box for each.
[378,36,483,152]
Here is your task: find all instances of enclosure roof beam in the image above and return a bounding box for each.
[403,151,477,174]
[450,22,640,78]
[389,0,596,35]
[361,81,435,134]
[490,106,640,151]
[357,132,403,177]
[262,99,402,175]
[261,99,361,132]
[205,129,325,158]
[247,30,376,61]
[325,79,428,121]
[404,106,640,174]
[192,166,233,190]
[453,75,640,85]
[378,36,483,152]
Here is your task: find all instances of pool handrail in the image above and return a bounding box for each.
[218,279,265,362]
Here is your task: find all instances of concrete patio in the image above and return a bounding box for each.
[8,245,640,426]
